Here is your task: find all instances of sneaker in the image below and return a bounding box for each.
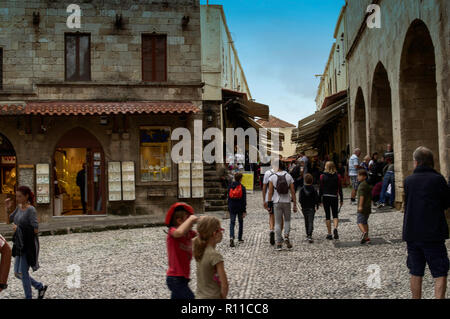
[238,239,244,243]
[360,232,368,245]
[285,238,293,250]
[275,244,283,251]
[307,236,314,244]
[350,200,356,205]
[270,231,275,246]
[38,285,48,299]
[365,237,371,245]
[333,228,339,240]
[377,203,385,209]
[230,239,235,247]
[326,234,333,240]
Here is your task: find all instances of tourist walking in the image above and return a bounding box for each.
[193,216,228,299]
[227,173,247,247]
[349,148,362,205]
[7,186,47,299]
[262,157,284,246]
[361,155,371,172]
[0,232,11,292]
[319,161,344,240]
[356,170,372,245]
[377,156,395,208]
[165,202,198,299]
[403,146,450,299]
[267,161,297,251]
[76,163,87,214]
[299,174,320,243]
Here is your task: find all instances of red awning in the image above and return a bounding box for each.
[0,101,200,116]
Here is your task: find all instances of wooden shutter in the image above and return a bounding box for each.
[142,34,166,82]
[65,34,91,81]
[0,48,3,90]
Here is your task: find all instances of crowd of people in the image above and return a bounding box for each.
[0,146,449,299]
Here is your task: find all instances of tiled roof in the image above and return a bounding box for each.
[256,115,295,128]
[0,101,200,116]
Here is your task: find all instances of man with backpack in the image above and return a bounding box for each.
[267,161,297,251]
[228,173,247,248]
[262,156,284,246]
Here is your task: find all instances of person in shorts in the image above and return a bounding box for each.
[349,148,362,205]
[403,146,450,299]
[356,169,372,244]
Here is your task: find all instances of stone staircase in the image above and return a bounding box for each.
[203,163,228,216]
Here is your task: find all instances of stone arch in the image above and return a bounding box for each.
[354,87,367,155]
[370,62,393,155]
[399,19,439,175]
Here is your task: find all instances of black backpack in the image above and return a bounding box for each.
[275,173,290,195]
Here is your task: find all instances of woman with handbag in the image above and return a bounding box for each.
[7,186,48,299]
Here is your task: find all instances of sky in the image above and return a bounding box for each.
[199,0,345,126]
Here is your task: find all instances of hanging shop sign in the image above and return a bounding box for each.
[178,162,191,199]
[18,164,35,193]
[36,163,50,204]
[121,161,136,201]
[241,171,254,193]
[108,162,122,201]
[1,156,16,165]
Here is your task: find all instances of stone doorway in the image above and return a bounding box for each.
[400,20,440,175]
[53,127,106,216]
[354,87,367,155]
[0,133,16,223]
[370,62,393,155]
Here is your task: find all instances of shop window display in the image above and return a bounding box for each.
[140,127,171,182]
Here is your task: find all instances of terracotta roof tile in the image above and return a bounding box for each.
[256,115,295,128]
[0,101,200,116]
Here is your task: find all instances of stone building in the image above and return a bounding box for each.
[0,0,205,223]
[200,4,269,213]
[345,0,449,205]
[256,116,296,158]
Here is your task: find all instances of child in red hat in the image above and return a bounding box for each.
[165,202,199,299]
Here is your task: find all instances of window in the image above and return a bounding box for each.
[0,48,3,90]
[140,127,171,182]
[65,33,91,81]
[142,34,167,82]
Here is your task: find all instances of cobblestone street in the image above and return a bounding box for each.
[1,189,448,299]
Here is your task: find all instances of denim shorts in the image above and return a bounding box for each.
[357,213,369,225]
[407,241,449,278]
[350,176,359,190]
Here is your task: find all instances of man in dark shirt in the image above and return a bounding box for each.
[403,146,450,299]
[76,163,87,214]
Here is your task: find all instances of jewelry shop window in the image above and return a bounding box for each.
[140,127,172,182]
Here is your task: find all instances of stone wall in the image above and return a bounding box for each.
[346,0,450,204]
[0,112,204,222]
[0,0,201,90]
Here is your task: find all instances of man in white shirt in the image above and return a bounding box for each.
[262,165,277,245]
[349,148,362,204]
[267,161,297,251]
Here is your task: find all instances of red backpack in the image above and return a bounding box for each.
[229,184,243,199]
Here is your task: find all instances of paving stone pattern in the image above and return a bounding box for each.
[1,190,448,299]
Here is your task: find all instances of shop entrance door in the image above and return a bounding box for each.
[53,128,106,217]
[0,133,16,223]
[86,148,105,215]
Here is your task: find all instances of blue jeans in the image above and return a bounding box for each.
[14,255,43,299]
[379,171,395,206]
[229,211,244,240]
[166,276,194,299]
